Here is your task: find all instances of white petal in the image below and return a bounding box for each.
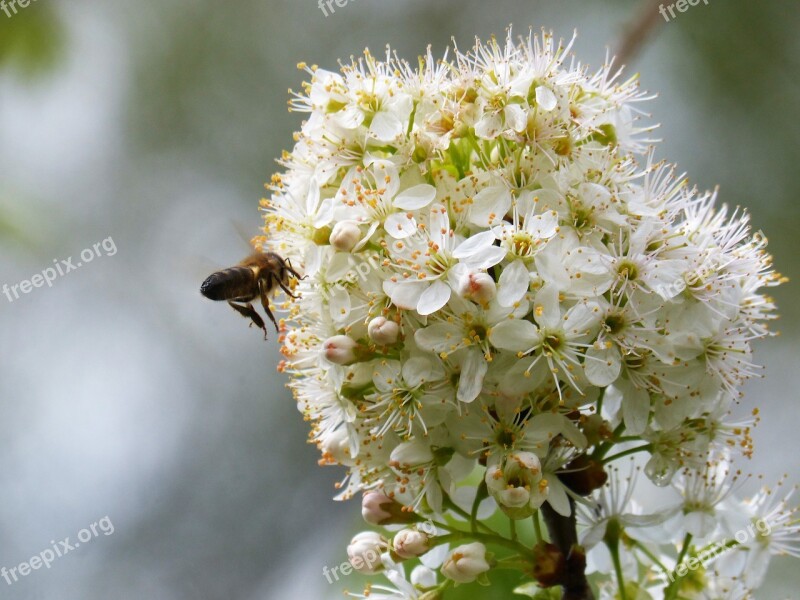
[384,212,417,239]
[417,280,452,316]
[335,105,365,129]
[533,285,561,329]
[415,322,461,353]
[474,112,502,140]
[428,203,450,249]
[525,210,559,239]
[452,230,496,259]
[584,343,622,387]
[497,259,530,307]
[489,319,540,352]
[312,197,334,228]
[620,380,650,436]
[469,186,512,227]
[462,246,506,271]
[402,357,433,388]
[384,279,426,310]
[370,111,403,142]
[535,86,558,111]
[373,360,402,392]
[457,348,487,403]
[328,285,352,325]
[504,103,527,132]
[563,302,602,339]
[545,478,571,516]
[393,184,437,211]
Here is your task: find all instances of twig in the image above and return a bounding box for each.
[615,0,667,67]
[541,501,596,600]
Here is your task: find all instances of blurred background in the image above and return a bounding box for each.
[0,0,797,598]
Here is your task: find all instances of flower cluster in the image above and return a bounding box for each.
[259,30,794,599]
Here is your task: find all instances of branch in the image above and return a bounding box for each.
[615,0,667,67]
[541,500,596,600]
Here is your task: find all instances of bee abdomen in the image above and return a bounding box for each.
[200,267,256,301]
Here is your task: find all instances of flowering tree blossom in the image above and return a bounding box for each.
[260,29,796,599]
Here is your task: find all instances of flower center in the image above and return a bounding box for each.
[617,259,639,281]
[603,312,627,335]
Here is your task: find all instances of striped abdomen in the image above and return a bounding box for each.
[200,266,258,301]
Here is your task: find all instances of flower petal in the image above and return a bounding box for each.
[417,280,452,316]
[384,212,417,239]
[457,348,487,403]
[497,259,530,307]
[489,319,540,352]
[393,184,437,210]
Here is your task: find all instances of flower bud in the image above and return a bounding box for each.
[458,271,497,305]
[441,542,490,583]
[485,452,548,519]
[367,316,400,345]
[361,491,394,525]
[393,528,431,559]
[323,335,359,365]
[347,531,388,574]
[330,220,362,252]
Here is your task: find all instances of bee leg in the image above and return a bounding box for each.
[227,300,267,339]
[258,279,281,334]
[276,278,300,299]
[285,259,306,280]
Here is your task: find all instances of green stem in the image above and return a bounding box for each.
[664,533,693,600]
[603,444,652,464]
[631,539,669,574]
[532,510,544,543]
[470,480,489,536]
[596,387,606,416]
[610,541,628,600]
[444,496,496,535]
[592,422,626,460]
[432,530,533,557]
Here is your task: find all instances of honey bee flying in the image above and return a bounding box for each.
[200,251,302,339]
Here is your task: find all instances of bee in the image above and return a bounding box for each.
[200,251,302,339]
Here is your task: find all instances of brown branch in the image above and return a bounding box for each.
[541,500,595,600]
[615,0,667,67]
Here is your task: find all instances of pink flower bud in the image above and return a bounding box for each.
[361,491,394,525]
[458,271,497,304]
[323,335,358,365]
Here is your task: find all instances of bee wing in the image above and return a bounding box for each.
[230,219,264,252]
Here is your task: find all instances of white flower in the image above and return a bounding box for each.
[441,542,491,583]
[267,28,785,599]
[485,452,548,519]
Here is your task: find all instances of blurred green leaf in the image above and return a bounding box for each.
[0,4,65,77]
